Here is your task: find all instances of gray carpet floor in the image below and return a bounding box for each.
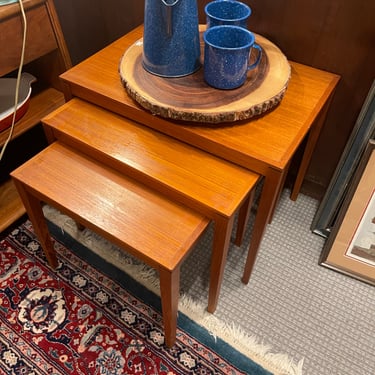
[177,188,375,375]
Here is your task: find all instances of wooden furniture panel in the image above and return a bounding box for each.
[0,2,57,76]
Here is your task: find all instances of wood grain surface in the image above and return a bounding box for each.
[119,28,291,124]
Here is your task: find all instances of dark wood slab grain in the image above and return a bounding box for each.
[119,28,291,124]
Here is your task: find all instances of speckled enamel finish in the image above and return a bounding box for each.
[203,25,261,90]
[205,0,251,29]
[143,0,201,77]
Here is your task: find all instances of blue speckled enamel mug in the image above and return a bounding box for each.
[205,0,251,29]
[203,25,262,89]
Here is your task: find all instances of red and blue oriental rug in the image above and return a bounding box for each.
[0,218,299,374]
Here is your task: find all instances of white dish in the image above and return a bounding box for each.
[0,72,36,132]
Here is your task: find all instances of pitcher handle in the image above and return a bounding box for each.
[161,0,180,36]
[161,0,180,6]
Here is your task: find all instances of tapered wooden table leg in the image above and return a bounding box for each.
[242,170,283,284]
[235,189,255,247]
[159,267,180,348]
[268,164,290,224]
[207,215,235,313]
[291,98,333,201]
[12,180,58,269]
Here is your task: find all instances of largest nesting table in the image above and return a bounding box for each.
[59,24,340,286]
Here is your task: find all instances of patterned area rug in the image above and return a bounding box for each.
[0,217,301,375]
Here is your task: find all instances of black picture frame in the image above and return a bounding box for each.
[311,80,375,238]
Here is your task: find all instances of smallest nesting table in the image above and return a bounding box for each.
[11,141,210,348]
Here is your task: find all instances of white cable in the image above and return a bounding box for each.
[0,0,27,162]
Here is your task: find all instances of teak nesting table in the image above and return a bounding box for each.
[58,24,339,281]
[11,141,212,348]
[12,24,339,347]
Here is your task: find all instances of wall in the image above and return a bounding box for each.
[53,0,144,65]
[53,0,375,199]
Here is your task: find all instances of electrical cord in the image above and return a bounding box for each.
[0,0,27,162]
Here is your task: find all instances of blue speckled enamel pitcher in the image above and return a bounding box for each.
[143,0,201,77]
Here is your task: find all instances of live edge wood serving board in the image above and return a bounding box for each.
[119,27,291,124]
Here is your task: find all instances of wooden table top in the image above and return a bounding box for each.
[61,25,340,174]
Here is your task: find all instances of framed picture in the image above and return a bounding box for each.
[312,80,375,238]
[319,139,375,285]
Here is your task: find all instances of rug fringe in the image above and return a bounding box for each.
[178,296,304,375]
[42,205,304,375]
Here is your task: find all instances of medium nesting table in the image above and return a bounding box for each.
[42,98,260,314]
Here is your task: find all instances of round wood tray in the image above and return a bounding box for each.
[119,28,291,124]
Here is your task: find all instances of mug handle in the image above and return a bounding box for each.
[248,43,262,70]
